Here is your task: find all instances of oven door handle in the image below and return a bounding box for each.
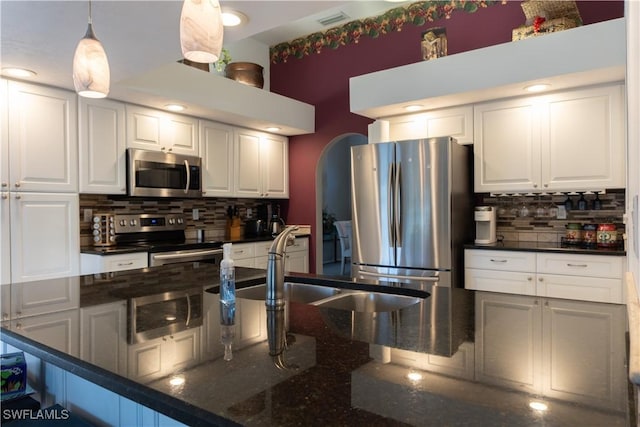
[185,292,192,327]
[150,249,223,262]
[184,159,191,194]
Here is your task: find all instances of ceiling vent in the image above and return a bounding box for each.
[317,11,349,27]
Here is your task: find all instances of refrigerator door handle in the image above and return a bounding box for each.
[395,161,402,247]
[388,162,395,245]
[358,270,440,283]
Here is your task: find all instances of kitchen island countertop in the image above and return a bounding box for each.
[0,263,633,426]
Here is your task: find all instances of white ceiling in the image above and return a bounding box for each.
[0,0,406,92]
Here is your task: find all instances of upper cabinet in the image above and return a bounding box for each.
[79,98,126,194]
[199,120,234,197]
[6,80,78,193]
[474,84,625,193]
[126,105,199,156]
[234,128,288,199]
[386,106,473,144]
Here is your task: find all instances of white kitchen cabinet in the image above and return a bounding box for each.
[9,192,80,283]
[235,298,267,349]
[80,252,148,275]
[126,105,199,156]
[199,120,234,197]
[128,328,200,384]
[464,249,624,304]
[542,298,626,411]
[475,291,626,411]
[234,128,289,199]
[284,237,309,273]
[474,84,625,193]
[386,105,473,144]
[230,242,256,268]
[7,80,78,193]
[1,80,9,286]
[10,309,80,356]
[475,292,542,393]
[11,276,79,318]
[80,301,128,375]
[78,97,126,194]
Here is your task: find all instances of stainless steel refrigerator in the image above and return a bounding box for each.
[350,137,472,290]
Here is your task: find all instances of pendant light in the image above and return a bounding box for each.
[72,0,110,98]
[180,0,224,63]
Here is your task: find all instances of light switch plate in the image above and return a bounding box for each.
[192,208,199,220]
[83,209,93,222]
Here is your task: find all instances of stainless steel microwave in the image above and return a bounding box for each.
[127,148,202,198]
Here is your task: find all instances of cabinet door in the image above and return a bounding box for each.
[128,339,164,383]
[10,193,79,283]
[473,98,541,193]
[537,274,623,304]
[261,134,289,198]
[541,85,625,191]
[8,81,78,192]
[199,120,234,197]
[12,309,80,356]
[475,292,542,393]
[234,129,262,197]
[126,105,198,155]
[386,106,473,144]
[12,276,79,318]
[0,193,9,285]
[236,298,267,349]
[542,299,626,411]
[80,302,127,375]
[285,251,308,273]
[166,328,200,371]
[79,98,126,194]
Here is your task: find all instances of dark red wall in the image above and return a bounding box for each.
[270,1,624,272]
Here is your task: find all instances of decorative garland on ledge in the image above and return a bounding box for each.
[269,0,507,64]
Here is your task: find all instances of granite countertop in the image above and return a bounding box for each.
[465,240,626,256]
[0,264,632,426]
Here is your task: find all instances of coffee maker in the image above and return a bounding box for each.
[474,206,496,245]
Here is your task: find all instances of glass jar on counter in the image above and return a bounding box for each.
[582,224,597,246]
[596,223,618,247]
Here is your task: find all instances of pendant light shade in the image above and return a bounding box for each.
[73,2,110,98]
[180,0,224,63]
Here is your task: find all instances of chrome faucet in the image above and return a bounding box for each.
[266,225,298,369]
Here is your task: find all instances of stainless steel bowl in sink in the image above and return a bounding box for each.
[314,292,420,312]
[235,282,342,304]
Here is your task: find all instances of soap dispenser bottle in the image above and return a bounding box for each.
[219,243,236,360]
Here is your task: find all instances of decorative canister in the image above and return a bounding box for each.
[582,224,597,246]
[565,223,582,244]
[224,62,264,89]
[596,223,618,247]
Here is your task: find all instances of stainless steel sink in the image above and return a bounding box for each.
[314,292,420,312]
[236,282,342,304]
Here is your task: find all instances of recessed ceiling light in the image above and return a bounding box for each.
[404,104,423,112]
[165,104,186,112]
[266,126,281,132]
[524,83,550,93]
[222,10,247,27]
[2,67,37,78]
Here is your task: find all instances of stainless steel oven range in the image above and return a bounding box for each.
[111,213,223,267]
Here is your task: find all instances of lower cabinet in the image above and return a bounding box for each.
[127,328,200,384]
[475,291,627,411]
[80,301,128,375]
[80,252,148,274]
[232,237,309,273]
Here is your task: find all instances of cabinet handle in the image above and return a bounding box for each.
[16,323,22,329]
[545,301,549,306]
[566,263,588,268]
[538,277,543,282]
[1,193,7,200]
[1,182,7,188]
[117,262,134,266]
[490,259,507,263]
[14,182,20,188]
[168,148,173,152]
[14,194,21,199]
[533,183,538,188]
[534,300,539,305]
[543,184,549,188]
[527,277,532,281]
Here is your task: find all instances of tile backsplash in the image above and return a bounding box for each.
[79,195,277,246]
[475,190,626,243]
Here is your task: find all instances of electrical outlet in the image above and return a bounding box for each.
[556,205,567,219]
[83,209,93,222]
[192,208,199,220]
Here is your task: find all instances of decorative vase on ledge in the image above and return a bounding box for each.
[224,62,264,89]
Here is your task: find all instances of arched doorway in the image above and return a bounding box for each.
[314,133,367,275]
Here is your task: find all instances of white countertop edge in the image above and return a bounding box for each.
[625,272,640,386]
